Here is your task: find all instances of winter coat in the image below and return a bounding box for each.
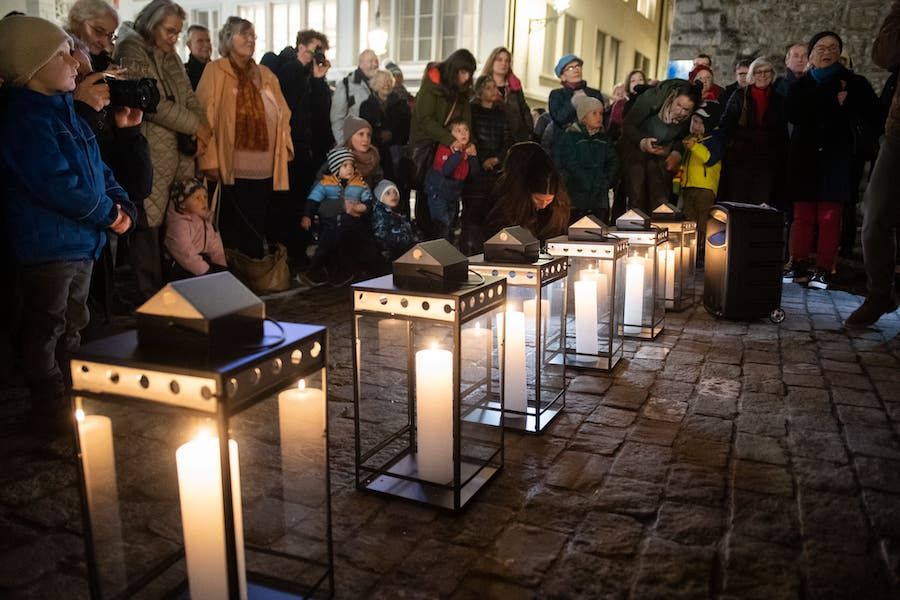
[497,73,533,142]
[383,90,412,146]
[548,82,607,131]
[277,58,334,165]
[471,103,513,165]
[114,28,206,227]
[681,138,723,193]
[620,79,693,157]
[410,67,472,147]
[305,175,373,219]
[372,201,417,261]
[785,66,883,203]
[196,57,294,191]
[874,0,900,135]
[555,123,619,213]
[185,54,207,90]
[424,145,481,204]
[0,89,136,265]
[164,203,226,275]
[330,68,372,142]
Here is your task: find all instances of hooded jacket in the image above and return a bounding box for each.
[555,122,619,212]
[410,66,473,147]
[164,202,226,275]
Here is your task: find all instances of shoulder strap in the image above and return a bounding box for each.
[443,98,458,127]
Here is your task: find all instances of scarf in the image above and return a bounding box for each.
[750,86,769,127]
[809,63,842,83]
[229,55,269,151]
[351,146,379,179]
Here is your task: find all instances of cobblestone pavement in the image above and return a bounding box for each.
[1,275,899,599]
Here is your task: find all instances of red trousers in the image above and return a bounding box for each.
[789,200,842,270]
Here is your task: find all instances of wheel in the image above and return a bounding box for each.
[770,308,785,323]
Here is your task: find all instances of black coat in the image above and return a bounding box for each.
[471,103,513,165]
[785,66,882,203]
[276,59,334,163]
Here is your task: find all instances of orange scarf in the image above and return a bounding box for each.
[228,56,269,151]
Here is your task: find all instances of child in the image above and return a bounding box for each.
[556,96,619,223]
[423,118,481,242]
[164,178,227,280]
[300,147,373,287]
[372,179,418,264]
[0,16,136,432]
[680,102,723,264]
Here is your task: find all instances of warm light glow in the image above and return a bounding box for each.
[75,408,85,423]
[298,379,306,391]
[553,0,571,12]
[368,27,388,55]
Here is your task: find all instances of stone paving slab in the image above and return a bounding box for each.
[0,279,899,598]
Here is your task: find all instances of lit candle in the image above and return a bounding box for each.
[278,380,326,501]
[624,256,645,335]
[504,309,527,413]
[175,434,247,599]
[596,272,609,318]
[523,298,550,344]
[415,346,454,484]
[377,318,403,354]
[664,247,680,308]
[574,277,598,354]
[462,321,488,366]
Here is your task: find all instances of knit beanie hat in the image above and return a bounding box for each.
[343,116,372,145]
[574,96,603,123]
[0,16,72,87]
[326,147,354,176]
[807,31,843,58]
[688,64,713,85]
[373,179,399,205]
[169,177,207,213]
[384,61,403,77]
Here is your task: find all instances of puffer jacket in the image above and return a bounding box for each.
[681,137,723,193]
[0,89,136,265]
[372,201,417,261]
[305,175,373,219]
[555,122,619,212]
[330,68,372,142]
[114,27,207,227]
[410,66,472,147]
[164,202,226,275]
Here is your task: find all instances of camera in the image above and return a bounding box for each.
[106,77,160,113]
[312,48,328,66]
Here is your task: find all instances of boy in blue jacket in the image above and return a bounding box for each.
[0,16,136,433]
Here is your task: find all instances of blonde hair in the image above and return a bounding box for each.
[369,69,394,91]
[133,0,186,42]
[67,0,118,31]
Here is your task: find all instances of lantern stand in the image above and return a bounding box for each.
[650,202,697,311]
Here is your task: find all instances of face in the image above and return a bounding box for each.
[359,51,379,78]
[492,51,510,78]
[73,44,93,77]
[381,187,400,207]
[183,188,209,216]
[560,61,583,84]
[230,26,256,61]
[451,123,470,146]
[751,65,775,89]
[375,77,393,101]
[350,128,372,152]
[735,67,749,87]
[690,115,705,136]
[809,36,840,69]
[670,95,695,123]
[582,108,604,131]
[694,55,711,68]
[338,160,356,179]
[186,29,212,61]
[153,15,183,54]
[297,38,323,65]
[457,70,472,87]
[629,72,645,93]
[27,40,79,95]
[531,193,554,210]
[79,12,118,56]
[786,45,808,74]
[695,69,713,91]
[480,79,499,104]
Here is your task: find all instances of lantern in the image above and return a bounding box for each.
[610,209,668,339]
[651,202,697,311]
[70,274,333,599]
[352,241,506,510]
[546,216,628,372]
[468,227,568,433]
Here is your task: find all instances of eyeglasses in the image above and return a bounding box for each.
[754,69,774,75]
[237,30,258,41]
[812,44,840,55]
[564,63,582,71]
[160,26,181,40]
[86,22,117,43]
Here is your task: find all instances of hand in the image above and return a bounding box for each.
[483,157,500,170]
[837,90,848,106]
[640,137,665,155]
[450,140,464,152]
[109,205,132,234]
[114,106,143,128]
[301,216,312,230]
[196,124,213,145]
[196,136,209,156]
[313,60,330,79]
[682,136,696,151]
[74,72,110,112]
[465,143,477,157]
[665,151,682,172]
[202,168,219,181]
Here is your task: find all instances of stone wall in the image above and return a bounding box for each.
[670,0,894,91]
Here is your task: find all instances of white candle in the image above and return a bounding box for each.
[574,279,599,354]
[278,380,326,503]
[377,318,403,354]
[415,347,454,484]
[664,247,680,308]
[596,272,609,319]
[176,435,247,600]
[504,309,527,413]
[523,298,550,344]
[461,322,488,366]
[624,257,645,335]
[76,411,126,589]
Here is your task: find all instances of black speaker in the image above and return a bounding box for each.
[483,226,540,262]
[136,272,265,356]
[567,214,608,241]
[392,239,469,291]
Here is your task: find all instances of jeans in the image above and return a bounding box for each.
[862,133,900,297]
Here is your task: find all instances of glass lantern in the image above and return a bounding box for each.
[351,273,506,510]
[70,321,333,599]
[546,234,628,372]
[468,252,568,433]
[651,202,698,311]
[607,226,668,339]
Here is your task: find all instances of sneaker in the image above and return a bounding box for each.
[296,269,328,288]
[782,265,811,284]
[845,295,899,328]
[807,269,829,290]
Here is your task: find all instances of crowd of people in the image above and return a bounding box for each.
[1,0,898,432]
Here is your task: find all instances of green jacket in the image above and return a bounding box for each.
[409,67,472,147]
[556,123,618,212]
[620,78,692,155]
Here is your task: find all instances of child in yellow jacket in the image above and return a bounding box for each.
[679,102,723,261]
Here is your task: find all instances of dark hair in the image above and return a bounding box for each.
[533,107,546,115]
[296,28,328,50]
[734,58,752,70]
[447,117,469,129]
[438,48,477,97]
[487,142,570,242]
[695,53,712,65]
[622,69,646,93]
[186,24,208,36]
[473,74,493,98]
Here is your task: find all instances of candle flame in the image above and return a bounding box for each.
[193,427,213,442]
[75,408,85,423]
[430,341,438,351]
[298,379,306,391]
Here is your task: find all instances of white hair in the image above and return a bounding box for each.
[747,56,775,79]
[67,0,118,30]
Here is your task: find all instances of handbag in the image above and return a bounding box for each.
[225,242,291,295]
[400,99,458,190]
[176,132,198,156]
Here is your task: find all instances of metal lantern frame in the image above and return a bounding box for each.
[546,235,628,372]
[650,218,697,311]
[351,274,507,510]
[608,227,668,340]
[70,321,333,600]
[468,254,568,433]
